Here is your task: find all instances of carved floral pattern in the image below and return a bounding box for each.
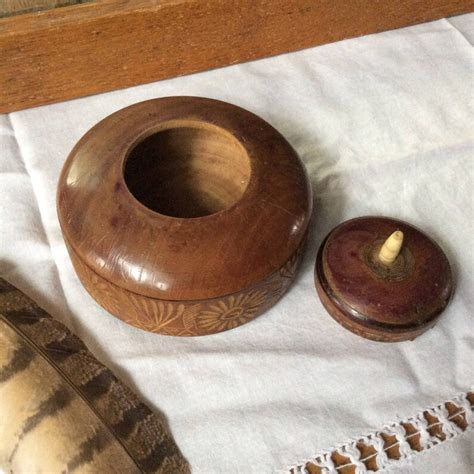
[127,295,185,333]
[67,240,306,336]
[196,289,268,332]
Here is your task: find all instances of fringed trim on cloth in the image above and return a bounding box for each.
[283,391,473,474]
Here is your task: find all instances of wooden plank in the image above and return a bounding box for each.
[1,0,473,113]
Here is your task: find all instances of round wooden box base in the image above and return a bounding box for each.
[69,242,304,336]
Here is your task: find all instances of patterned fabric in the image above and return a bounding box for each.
[0,277,189,473]
[284,392,473,473]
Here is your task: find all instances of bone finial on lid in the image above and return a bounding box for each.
[378,230,404,265]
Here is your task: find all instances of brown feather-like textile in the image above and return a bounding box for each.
[0,277,190,473]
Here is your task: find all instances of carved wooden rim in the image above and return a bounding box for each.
[66,235,306,336]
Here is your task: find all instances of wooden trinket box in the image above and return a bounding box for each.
[315,216,453,342]
[57,96,312,336]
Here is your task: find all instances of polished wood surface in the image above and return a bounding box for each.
[315,216,453,342]
[68,239,305,336]
[124,125,251,218]
[1,0,473,112]
[57,96,312,336]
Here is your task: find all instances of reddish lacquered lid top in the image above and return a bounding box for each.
[317,216,453,333]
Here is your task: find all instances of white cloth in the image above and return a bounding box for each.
[1,14,473,473]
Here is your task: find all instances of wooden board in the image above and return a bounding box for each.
[1,0,473,113]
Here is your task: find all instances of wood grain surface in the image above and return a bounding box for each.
[57,97,311,336]
[1,0,473,113]
[314,217,453,342]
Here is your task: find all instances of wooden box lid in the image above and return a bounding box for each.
[57,97,312,302]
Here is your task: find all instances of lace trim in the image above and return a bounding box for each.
[284,392,473,473]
